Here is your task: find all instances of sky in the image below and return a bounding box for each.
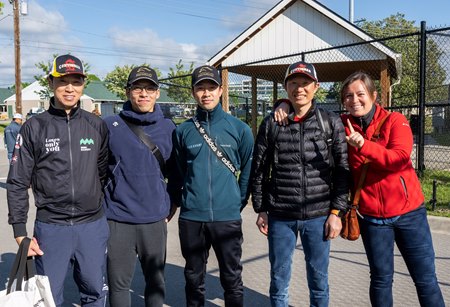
[0,0,449,88]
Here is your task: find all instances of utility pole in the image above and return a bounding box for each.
[349,0,354,23]
[10,0,27,115]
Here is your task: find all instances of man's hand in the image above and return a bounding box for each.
[166,203,178,223]
[324,214,342,240]
[16,236,44,256]
[274,101,290,126]
[256,212,269,236]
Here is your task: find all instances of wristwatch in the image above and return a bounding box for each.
[330,209,345,218]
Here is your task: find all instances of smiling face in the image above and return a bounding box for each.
[126,80,160,113]
[49,75,85,113]
[192,80,223,110]
[342,80,377,117]
[284,75,319,116]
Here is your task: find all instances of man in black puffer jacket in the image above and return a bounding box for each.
[251,61,349,307]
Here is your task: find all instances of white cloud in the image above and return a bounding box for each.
[107,27,215,74]
[0,0,75,86]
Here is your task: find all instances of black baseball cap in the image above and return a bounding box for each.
[49,54,86,78]
[127,66,159,87]
[191,65,221,87]
[284,61,318,84]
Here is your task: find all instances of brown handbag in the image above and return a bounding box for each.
[341,112,391,241]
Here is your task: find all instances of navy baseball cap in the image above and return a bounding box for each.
[191,65,221,87]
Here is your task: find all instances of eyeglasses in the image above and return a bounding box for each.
[130,85,158,94]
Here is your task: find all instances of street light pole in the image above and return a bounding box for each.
[11,0,22,115]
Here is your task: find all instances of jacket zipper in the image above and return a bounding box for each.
[300,123,306,219]
[67,114,75,224]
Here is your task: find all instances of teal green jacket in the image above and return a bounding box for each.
[172,104,254,222]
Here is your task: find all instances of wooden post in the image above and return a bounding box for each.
[380,62,391,107]
[221,68,229,112]
[13,0,22,115]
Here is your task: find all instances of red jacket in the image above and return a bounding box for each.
[341,104,424,218]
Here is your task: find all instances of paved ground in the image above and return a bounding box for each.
[0,143,448,307]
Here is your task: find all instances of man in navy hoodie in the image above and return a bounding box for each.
[103,66,178,307]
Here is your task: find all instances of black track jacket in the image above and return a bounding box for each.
[7,99,109,238]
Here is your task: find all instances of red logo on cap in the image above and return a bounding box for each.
[65,59,76,71]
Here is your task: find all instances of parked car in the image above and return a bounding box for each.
[26,107,45,120]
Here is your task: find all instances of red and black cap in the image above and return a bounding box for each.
[284,61,318,84]
[49,54,86,78]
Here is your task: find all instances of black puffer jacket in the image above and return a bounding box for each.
[251,104,349,220]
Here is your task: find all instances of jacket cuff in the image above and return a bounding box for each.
[12,223,27,238]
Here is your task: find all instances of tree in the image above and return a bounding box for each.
[34,54,91,101]
[359,14,447,107]
[11,82,31,90]
[104,64,161,101]
[314,87,327,103]
[165,59,194,103]
[0,2,4,15]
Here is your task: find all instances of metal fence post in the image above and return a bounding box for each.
[417,21,427,177]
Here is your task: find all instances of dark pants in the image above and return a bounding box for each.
[34,217,109,307]
[178,219,244,307]
[360,207,444,307]
[107,219,167,307]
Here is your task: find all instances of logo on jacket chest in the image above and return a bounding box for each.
[80,138,94,151]
[45,138,60,152]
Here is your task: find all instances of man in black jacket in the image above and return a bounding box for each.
[7,54,109,307]
[251,61,349,307]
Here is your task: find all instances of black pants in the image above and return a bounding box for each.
[107,219,167,307]
[178,219,244,307]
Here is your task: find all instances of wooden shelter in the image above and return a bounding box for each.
[207,0,401,133]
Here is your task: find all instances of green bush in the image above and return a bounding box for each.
[421,170,450,217]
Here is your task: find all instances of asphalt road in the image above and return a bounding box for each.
[0,143,448,307]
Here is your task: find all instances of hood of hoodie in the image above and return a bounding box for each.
[120,100,164,125]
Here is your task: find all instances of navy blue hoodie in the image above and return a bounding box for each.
[103,102,176,223]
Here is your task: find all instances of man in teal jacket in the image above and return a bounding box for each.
[172,65,254,307]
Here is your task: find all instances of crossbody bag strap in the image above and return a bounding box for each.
[119,113,166,175]
[192,116,239,177]
[352,112,391,206]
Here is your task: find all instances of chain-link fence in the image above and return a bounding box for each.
[161,25,450,209]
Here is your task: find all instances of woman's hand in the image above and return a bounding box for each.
[274,101,290,126]
[346,118,365,149]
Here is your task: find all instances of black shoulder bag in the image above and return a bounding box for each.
[119,113,165,175]
[192,116,239,177]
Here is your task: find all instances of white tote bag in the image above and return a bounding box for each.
[0,238,56,307]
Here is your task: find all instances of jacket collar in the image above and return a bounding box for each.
[48,97,81,118]
[287,101,316,123]
[195,103,225,123]
[351,103,376,132]
[120,101,164,125]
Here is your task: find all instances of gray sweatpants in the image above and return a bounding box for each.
[107,219,167,307]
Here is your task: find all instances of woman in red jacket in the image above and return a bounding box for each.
[341,71,444,307]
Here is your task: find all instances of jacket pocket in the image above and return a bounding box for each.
[399,176,408,199]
